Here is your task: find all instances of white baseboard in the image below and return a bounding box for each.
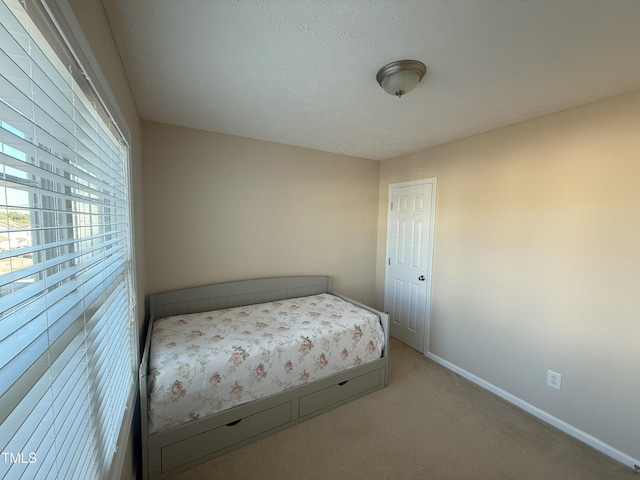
[425,352,639,471]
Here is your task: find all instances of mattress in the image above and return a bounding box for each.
[147,293,385,434]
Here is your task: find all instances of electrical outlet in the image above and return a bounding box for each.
[547,370,562,390]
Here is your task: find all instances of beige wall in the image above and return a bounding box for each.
[376,91,640,461]
[67,1,144,479]
[142,122,380,306]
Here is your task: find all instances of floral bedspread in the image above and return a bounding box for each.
[147,293,385,434]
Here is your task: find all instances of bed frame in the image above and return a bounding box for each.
[139,276,389,479]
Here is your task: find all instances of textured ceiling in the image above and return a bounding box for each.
[101,0,640,160]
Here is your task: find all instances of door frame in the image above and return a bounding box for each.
[384,177,437,354]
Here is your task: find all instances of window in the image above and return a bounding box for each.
[0,0,137,478]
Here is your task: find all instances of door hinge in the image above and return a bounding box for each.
[390,201,393,210]
[388,258,391,266]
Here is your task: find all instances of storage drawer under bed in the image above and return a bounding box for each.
[160,401,292,473]
[299,368,382,418]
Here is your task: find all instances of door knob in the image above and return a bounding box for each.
[418,275,425,281]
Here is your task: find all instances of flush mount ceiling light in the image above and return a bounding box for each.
[376,60,427,98]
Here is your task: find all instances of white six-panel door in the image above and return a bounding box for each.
[384,178,436,353]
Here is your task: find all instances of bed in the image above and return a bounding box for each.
[139,276,389,479]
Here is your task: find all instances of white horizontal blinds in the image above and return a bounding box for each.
[0,0,135,478]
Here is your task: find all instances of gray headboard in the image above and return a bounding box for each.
[149,276,331,320]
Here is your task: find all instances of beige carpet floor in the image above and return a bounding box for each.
[169,338,633,480]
